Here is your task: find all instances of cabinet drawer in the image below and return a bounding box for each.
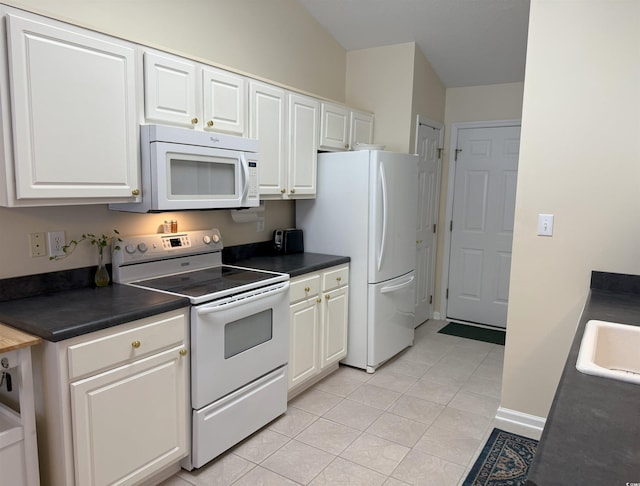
[290,274,321,303]
[322,266,349,291]
[67,311,187,380]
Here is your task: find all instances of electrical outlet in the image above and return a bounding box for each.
[257,220,265,232]
[47,230,66,257]
[29,232,46,257]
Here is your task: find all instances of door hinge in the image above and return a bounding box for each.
[433,223,436,234]
[454,148,462,161]
[437,148,444,160]
[446,288,449,299]
[449,220,453,232]
[429,295,433,304]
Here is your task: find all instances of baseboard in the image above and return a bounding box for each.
[433,311,442,320]
[494,407,546,440]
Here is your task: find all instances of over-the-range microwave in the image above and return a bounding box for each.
[110,124,260,213]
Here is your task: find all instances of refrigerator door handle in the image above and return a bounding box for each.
[378,163,388,271]
[380,275,415,294]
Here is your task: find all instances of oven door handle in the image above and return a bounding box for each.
[195,282,290,315]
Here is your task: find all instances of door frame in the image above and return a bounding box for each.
[414,115,444,321]
[439,119,521,321]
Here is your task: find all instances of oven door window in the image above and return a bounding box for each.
[224,309,273,359]
[168,153,238,199]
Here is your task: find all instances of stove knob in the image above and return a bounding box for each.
[125,244,136,254]
[212,234,220,243]
[137,243,148,253]
[203,235,212,244]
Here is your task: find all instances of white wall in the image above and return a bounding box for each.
[502,0,640,418]
[434,83,524,314]
[0,0,346,279]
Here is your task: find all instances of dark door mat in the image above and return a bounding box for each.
[462,428,538,485]
[438,322,505,345]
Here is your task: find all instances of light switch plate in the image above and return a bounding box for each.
[537,214,554,236]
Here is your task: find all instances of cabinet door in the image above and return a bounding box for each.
[144,50,198,127]
[70,346,188,486]
[289,297,320,389]
[249,81,287,197]
[202,66,246,136]
[320,102,350,151]
[287,93,318,198]
[320,286,349,369]
[7,12,139,200]
[350,110,374,147]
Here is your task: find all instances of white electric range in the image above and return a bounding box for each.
[113,228,290,469]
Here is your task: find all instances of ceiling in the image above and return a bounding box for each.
[297,0,530,88]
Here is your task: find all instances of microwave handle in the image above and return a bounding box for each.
[240,154,250,201]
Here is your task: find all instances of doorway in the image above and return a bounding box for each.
[414,116,443,327]
[442,121,520,329]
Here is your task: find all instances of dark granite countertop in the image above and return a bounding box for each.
[0,283,189,342]
[526,271,640,486]
[232,252,350,278]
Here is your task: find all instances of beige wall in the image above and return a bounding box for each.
[502,0,640,418]
[433,82,525,314]
[3,0,346,101]
[410,47,446,149]
[346,43,416,153]
[0,0,346,279]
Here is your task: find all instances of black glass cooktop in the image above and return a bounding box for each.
[133,265,277,298]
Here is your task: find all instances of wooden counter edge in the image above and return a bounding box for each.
[0,322,42,353]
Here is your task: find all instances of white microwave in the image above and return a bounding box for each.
[110,124,259,212]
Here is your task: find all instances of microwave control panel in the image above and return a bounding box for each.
[248,160,258,199]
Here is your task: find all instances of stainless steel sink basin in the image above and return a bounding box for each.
[576,320,640,384]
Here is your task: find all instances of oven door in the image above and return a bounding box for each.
[151,141,258,209]
[190,281,289,409]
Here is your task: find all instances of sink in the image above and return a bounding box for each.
[576,320,640,384]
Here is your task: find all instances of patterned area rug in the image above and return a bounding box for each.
[462,428,538,486]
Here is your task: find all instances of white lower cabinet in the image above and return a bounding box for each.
[33,308,190,486]
[288,264,349,396]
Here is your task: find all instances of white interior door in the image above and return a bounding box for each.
[415,120,442,327]
[447,125,520,328]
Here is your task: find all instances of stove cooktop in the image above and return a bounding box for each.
[130,265,285,301]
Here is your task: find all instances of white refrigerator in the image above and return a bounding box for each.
[296,150,418,372]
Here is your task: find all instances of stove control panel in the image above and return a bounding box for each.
[113,229,223,266]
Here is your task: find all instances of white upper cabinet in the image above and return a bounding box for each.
[287,93,319,198]
[143,50,198,127]
[249,80,287,197]
[202,66,246,135]
[0,9,140,205]
[350,109,375,147]
[143,49,246,135]
[320,102,350,151]
[250,84,318,199]
[320,102,374,151]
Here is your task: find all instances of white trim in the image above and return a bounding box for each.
[495,407,546,440]
[432,311,442,320]
[415,115,445,321]
[440,119,521,321]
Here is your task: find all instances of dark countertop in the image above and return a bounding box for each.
[0,245,348,343]
[231,252,350,278]
[526,271,640,486]
[0,284,189,342]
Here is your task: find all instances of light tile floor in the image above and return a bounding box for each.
[161,319,504,486]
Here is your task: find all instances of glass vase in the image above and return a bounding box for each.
[94,249,110,287]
